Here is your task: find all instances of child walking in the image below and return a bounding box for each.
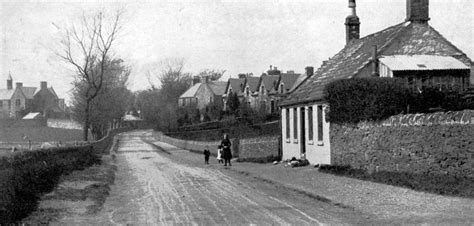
[216,145,224,164]
[203,147,211,164]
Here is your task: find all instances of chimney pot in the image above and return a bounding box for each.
[16,82,23,88]
[345,0,360,45]
[7,75,13,90]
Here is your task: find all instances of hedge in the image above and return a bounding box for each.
[324,77,409,124]
[324,77,474,124]
[0,127,130,223]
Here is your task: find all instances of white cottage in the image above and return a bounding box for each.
[279,0,472,165]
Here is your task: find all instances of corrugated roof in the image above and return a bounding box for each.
[379,55,469,71]
[0,89,15,100]
[23,112,42,119]
[179,83,200,98]
[281,21,472,107]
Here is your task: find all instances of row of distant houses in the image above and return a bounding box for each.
[179,0,473,165]
[179,66,307,115]
[0,74,66,119]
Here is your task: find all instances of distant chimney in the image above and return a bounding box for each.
[41,81,47,90]
[345,0,360,45]
[287,70,295,74]
[305,66,314,77]
[371,45,379,77]
[406,0,430,23]
[7,73,13,90]
[238,73,247,79]
[16,82,23,89]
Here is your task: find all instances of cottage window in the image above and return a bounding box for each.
[317,105,323,142]
[261,85,264,95]
[7,100,11,110]
[286,108,290,140]
[16,99,20,106]
[280,84,284,94]
[246,87,250,96]
[308,106,313,141]
[293,108,298,141]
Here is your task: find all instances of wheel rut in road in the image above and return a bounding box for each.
[57,130,368,225]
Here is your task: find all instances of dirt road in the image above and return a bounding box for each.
[58,130,370,225]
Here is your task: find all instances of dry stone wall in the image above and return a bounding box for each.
[330,110,474,179]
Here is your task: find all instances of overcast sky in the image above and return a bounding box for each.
[1,0,473,103]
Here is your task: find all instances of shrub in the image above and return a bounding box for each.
[324,77,409,124]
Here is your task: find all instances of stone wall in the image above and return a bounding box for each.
[156,133,281,161]
[330,110,474,179]
[157,134,239,157]
[238,136,280,161]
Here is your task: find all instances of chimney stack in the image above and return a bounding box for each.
[7,73,13,90]
[192,76,200,85]
[41,81,47,90]
[345,0,360,45]
[371,45,379,77]
[305,66,314,77]
[16,82,23,89]
[406,0,430,23]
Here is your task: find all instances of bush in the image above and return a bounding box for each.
[0,146,100,223]
[324,78,473,124]
[324,77,409,124]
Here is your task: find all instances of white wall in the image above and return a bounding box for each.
[281,103,331,165]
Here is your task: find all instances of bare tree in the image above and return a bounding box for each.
[58,10,123,141]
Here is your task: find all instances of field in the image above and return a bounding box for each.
[0,127,83,156]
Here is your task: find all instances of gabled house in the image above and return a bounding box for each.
[279,0,472,165]
[257,73,280,113]
[223,77,246,111]
[178,77,227,110]
[242,76,260,109]
[0,75,27,119]
[268,70,302,113]
[1,75,66,119]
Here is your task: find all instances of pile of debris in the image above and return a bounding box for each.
[277,157,310,168]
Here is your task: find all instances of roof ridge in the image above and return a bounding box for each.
[426,24,472,64]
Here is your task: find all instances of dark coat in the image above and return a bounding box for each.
[220,138,232,160]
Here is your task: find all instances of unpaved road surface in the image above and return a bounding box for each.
[57,130,371,225]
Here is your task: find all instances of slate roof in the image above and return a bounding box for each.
[180,83,201,98]
[279,73,301,92]
[0,89,15,100]
[21,87,37,99]
[379,55,469,71]
[180,81,227,99]
[280,21,472,107]
[245,77,260,92]
[225,78,246,94]
[259,75,280,92]
[208,81,227,96]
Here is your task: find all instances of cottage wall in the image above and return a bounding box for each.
[330,110,474,179]
[281,104,331,164]
[195,84,215,109]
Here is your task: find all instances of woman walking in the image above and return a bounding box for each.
[220,134,232,166]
